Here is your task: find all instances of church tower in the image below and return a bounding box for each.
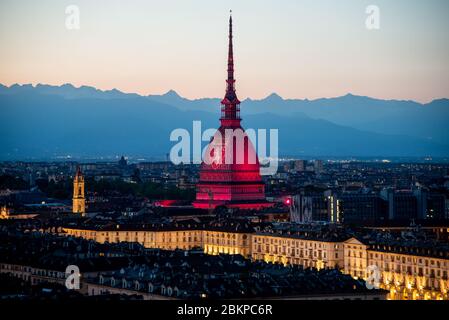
[193,13,270,210]
[72,166,86,215]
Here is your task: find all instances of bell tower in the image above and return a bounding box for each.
[72,166,86,215]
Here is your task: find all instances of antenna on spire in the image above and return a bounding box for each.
[220,10,240,121]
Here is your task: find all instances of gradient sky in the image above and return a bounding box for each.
[0,0,448,102]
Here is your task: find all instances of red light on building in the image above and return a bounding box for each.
[192,14,271,210]
[155,200,177,207]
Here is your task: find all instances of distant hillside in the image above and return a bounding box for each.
[148,90,449,145]
[0,83,448,159]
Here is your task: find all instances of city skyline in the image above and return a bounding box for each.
[1,0,449,103]
[0,0,448,308]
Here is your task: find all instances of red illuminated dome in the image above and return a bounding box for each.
[193,14,271,210]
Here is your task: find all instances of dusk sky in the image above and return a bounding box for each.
[1,0,448,102]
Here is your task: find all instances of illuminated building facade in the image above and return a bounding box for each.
[0,206,10,219]
[344,238,449,300]
[193,14,269,210]
[62,224,449,300]
[72,167,86,215]
[203,230,251,257]
[64,228,202,251]
[0,206,38,220]
[251,234,344,269]
[63,221,253,258]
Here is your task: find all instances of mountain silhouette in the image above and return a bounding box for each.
[0,83,448,160]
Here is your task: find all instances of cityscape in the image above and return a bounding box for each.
[1,156,449,301]
[0,0,448,313]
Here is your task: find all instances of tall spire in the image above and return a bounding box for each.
[193,10,268,211]
[221,11,240,120]
[226,12,235,95]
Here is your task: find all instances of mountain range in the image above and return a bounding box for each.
[0,83,448,160]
